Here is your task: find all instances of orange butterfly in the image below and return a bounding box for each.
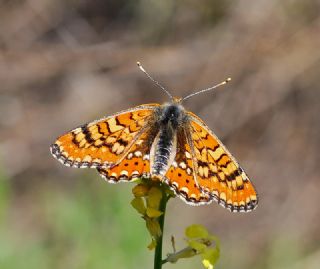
[50,63,258,212]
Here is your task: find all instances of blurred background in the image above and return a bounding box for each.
[1,0,320,268]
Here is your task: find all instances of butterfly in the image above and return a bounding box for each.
[50,62,258,212]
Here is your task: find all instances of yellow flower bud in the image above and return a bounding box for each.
[147,239,157,250]
[131,197,146,215]
[146,218,162,238]
[147,187,162,209]
[132,184,150,197]
[146,207,163,218]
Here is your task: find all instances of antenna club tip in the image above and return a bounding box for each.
[136,61,141,66]
[226,77,231,82]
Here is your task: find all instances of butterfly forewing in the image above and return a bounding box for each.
[187,112,258,212]
[50,104,159,169]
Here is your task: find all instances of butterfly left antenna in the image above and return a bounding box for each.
[137,62,174,101]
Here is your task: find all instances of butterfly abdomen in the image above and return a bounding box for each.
[150,104,183,179]
[151,127,176,177]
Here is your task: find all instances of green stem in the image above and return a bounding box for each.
[154,186,169,269]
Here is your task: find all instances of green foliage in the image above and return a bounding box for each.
[0,170,10,222]
[0,175,150,269]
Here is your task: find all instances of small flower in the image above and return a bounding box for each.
[131,197,146,215]
[165,224,220,269]
[130,180,220,268]
[166,246,197,263]
[146,187,163,209]
[188,240,207,252]
[146,207,163,218]
[131,180,168,247]
[145,217,162,238]
[132,184,150,197]
[147,239,157,250]
[201,247,220,269]
[185,224,209,238]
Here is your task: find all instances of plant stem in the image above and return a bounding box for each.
[154,186,169,269]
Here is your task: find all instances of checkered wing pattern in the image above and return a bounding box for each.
[165,112,258,212]
[97,129,153,183]
[50,104,159,173]
[164,130,212,205]
[189,112,258,212]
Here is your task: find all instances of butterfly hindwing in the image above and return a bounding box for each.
[164,130,211,205]
[50,104,159,169]
[187,112,258,212]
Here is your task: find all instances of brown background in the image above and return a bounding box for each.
[0,0,320,268]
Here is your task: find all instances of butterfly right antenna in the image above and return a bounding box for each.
[137,62,174,101]
[181,77,231,102]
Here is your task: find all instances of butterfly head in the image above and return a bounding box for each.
[172,96,183,104]
[160,102,186,129]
